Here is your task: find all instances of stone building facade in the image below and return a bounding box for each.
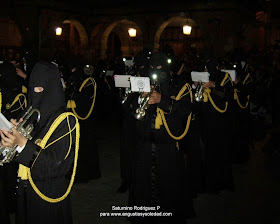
[0,0,274,64]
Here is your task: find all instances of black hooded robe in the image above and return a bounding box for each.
[231,70,253,164]
[0,62,27,224]
[127,79,194,224]
[66,69,101,182]
[199,71,234,193]
[14,61,78,224]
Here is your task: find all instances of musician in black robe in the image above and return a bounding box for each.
[190,50,234,194]
[127,52,194,224]
[66,64,101,182]
[171,58,203,198]
[117,52,149,193]
[0,61,79,224]
[231,60,254,164]
[0,62,27,224]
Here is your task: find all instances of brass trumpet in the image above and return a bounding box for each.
[194,81,204,102]
[134,92,150,120]
[121,87,132,104]
[134,85,156,120]
[0,106,41,166]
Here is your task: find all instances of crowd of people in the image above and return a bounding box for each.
[0,42,278,224]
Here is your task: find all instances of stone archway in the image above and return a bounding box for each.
[100,19,143,60]
[154,16,198,53]
[62,19,88,48]
[51,18,89,60]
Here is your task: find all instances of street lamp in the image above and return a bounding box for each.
[56,27,62,36]
[128,28,136,37]
[183,24,192,35]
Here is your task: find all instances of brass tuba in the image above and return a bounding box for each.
[0,106,41,166]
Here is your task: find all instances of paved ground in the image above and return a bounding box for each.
[71,115,280,224]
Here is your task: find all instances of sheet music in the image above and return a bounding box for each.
[130,77,151,92]
[114,75,131,88]
[0,113,13,131]
[191,72,210,82]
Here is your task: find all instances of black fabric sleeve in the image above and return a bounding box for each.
[14,141,41,168]
[157,94,172,112]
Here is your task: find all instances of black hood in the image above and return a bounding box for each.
[197,49,217,78]
[134,52,150,77]
[28,61,66,128]
[149,52,169,73]
[149,52,170,96]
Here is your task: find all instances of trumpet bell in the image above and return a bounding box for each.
[194,82,204,102]
[133,94,150,120]
[83,64,94,76]
[194,93,203,102]
[134,108,146,120]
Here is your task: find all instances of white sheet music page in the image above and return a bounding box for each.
[0,113,13,131]
[191,72,210,82]
[114,75,131,88]
[130,77,151,92]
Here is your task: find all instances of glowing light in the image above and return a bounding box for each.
[123,58,127,62]
[167,59,172,64]
[183,25,192,35]
[56,27,62,36]
[128,28,137,37]
[152,74,157,80]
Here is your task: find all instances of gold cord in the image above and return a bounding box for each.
[26,112,80,203]
[71,77,97,120]
[155,82,193,140]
